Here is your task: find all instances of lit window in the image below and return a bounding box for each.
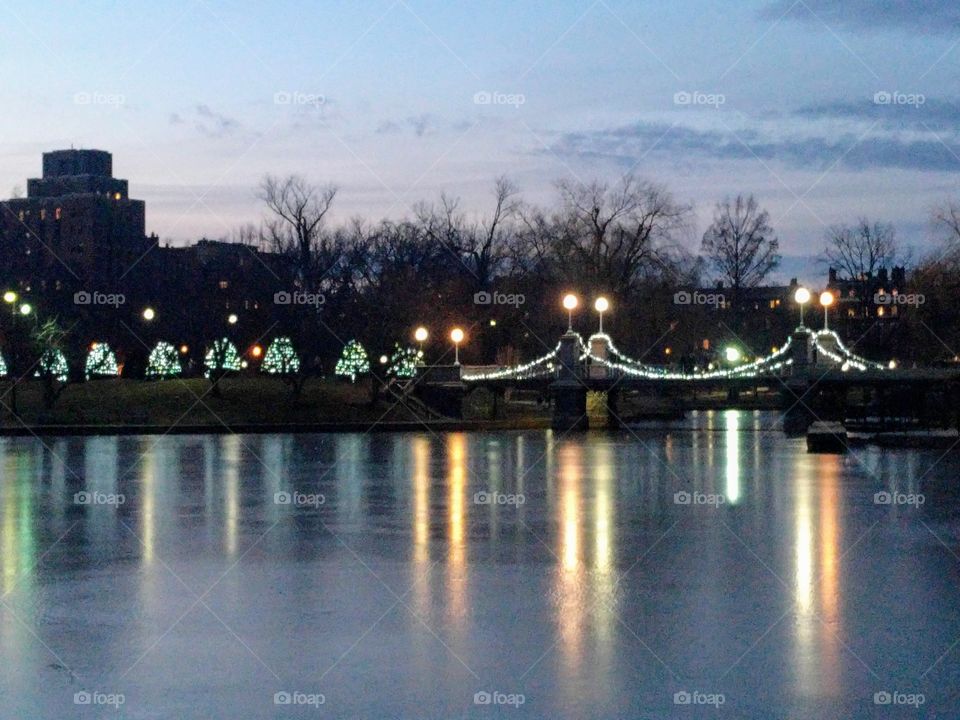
[55,208,62,220]
[40,209,46,221]
[219,280,229,289]
[114,192,121,201]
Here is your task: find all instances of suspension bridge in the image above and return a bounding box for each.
[414,327,960,431]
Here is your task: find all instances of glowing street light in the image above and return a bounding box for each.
[562,293,578,332]
[725,346,742,363]
[594,296,609,333]
[142,307,156,321]
[251,345,263,358]
[3,291,17,304]
[450,327,465,365]
[18,303,31,316]
[414,326,428,353]
[819,291,834,330]
[227,313,238,325]
[794,287,811,327]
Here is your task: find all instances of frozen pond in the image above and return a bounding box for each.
[1,410,960,718]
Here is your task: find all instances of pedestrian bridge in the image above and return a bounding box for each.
[414,328,960,431]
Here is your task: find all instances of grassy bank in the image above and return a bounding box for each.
[0,377,437,430]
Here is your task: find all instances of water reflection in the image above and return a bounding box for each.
[0,415,957,717]
[792,452,843,697]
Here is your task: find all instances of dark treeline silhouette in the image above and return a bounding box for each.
[3,170,960,399]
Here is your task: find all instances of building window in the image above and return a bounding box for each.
[219,280,229,289]
[55,208,62,220]
[114,192,121,201]
[40,209,46,221]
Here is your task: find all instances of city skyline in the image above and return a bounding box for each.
[3,0,960,279]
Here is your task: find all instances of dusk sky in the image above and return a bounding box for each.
[3,0,960,280]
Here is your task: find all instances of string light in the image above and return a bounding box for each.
[204,338,242,378]
[335,339,370,382]
[146,341,182,379]
[262,337,300,376]
[35,349,69,382]
[85,343,120,380]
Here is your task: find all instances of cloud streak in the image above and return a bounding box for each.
[549,104,960,174]
[762,0,960,33]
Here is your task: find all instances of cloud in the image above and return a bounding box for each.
[169,112,184,125]
[374,114,437,137]
[795,97,960,133]
[548,110,960,174]
[761,0,960,33]
[193,104,240,138]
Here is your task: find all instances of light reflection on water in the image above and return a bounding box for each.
[0,411,958,717]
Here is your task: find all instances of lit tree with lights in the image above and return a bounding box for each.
[335,339,369,382]
[262,337,300,376]
[84,342,120,380]
[146,341,182,379]
[36,349,69,382]
[386,343,421,379]
[33,319,71,409]
[0,352,6,378]
[205,337,242,397]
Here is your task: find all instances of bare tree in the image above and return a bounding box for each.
[229,222,261,248]
[258,175,339,291]
[701,195,780,301]
[821,218,898,281]
[462,176,520,287]
[524,175,691,296]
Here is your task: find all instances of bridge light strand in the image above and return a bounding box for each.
[461,343,563,382]
[812,329,885,371]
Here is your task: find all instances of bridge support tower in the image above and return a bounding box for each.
[551,331,589,431]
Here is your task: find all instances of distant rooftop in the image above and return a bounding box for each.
[42,149,112,179]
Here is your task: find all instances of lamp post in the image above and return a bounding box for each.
[142,307,156,322]
[414,326,428,354]
[793,287,810,328]
[594,296,609,334]
[450,328,464,365]
[819,291,834,330]
[562,294,578,332]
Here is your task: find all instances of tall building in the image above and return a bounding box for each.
[0,149,155,294]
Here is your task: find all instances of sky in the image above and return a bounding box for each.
[2,0,960,283]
